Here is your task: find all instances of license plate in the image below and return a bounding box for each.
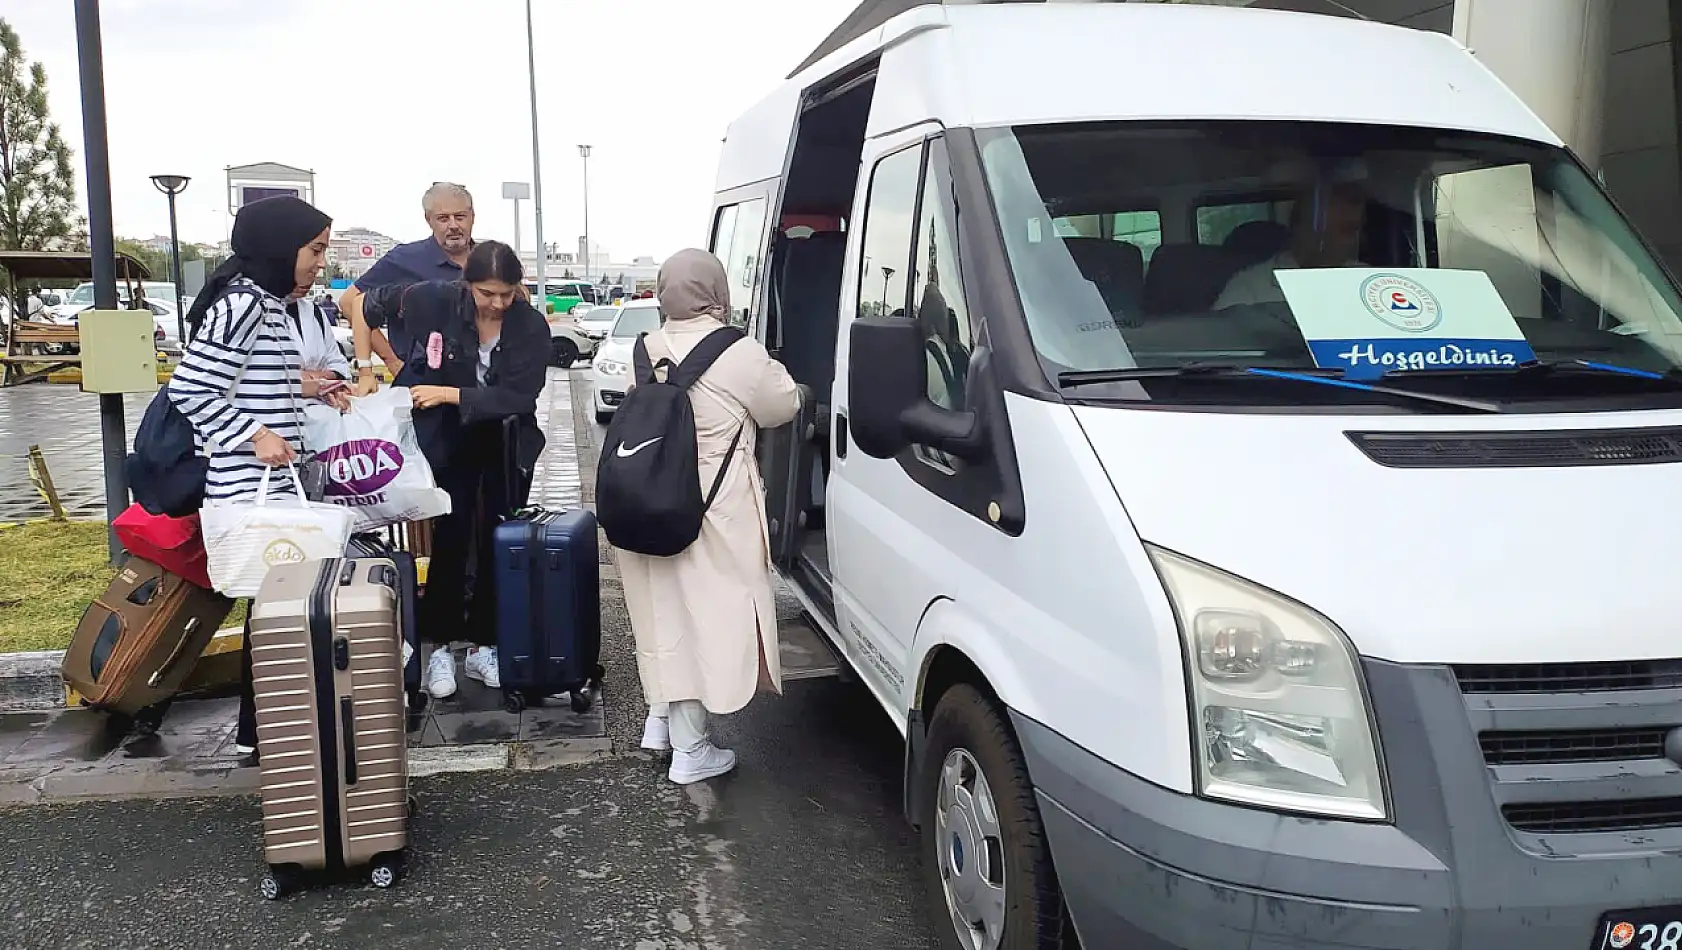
[1597,911,1682,950]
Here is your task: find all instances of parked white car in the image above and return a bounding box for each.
[547,311,597,368]
[576,304,620,344]
[589,299,662,423]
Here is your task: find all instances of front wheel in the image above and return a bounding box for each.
[920,684,1070,950]
[550,338,579,368]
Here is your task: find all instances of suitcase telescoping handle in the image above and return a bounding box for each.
[503,415,532,517]
[147,617,200,689]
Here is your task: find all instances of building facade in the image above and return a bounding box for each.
[224,162,317,215]
[327,227,399,279]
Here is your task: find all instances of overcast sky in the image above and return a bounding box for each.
[6,0,856,261]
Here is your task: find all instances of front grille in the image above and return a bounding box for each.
[1479,728,1668,765]
[1454,659,1682,694]
[1504,798,1682,835]
[1347,427,1682,469]
[1453,660,1682,838]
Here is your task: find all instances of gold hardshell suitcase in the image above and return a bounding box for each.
[250,557,414,899]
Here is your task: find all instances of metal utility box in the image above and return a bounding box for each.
[78,308,160,394]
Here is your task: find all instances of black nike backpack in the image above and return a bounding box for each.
[596,327,746,557]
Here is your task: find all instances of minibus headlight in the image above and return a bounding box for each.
[1148,545,1388,821]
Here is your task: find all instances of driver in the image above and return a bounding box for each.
[1214,181,1366,309]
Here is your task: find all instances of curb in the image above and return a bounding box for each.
[0,736,617,806]
[0,652,70,712]
[3,627,245,713]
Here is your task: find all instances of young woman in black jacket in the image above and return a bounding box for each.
[347,240,550,698]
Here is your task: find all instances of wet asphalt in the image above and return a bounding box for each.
[0,676,941,949]
[0,373,943,949]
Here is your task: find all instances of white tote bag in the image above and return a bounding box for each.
[302,387,453,530]
[201,464,358,598]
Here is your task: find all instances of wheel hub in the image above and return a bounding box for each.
[934,748,1007,950]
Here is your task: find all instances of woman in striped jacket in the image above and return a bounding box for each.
[167,194,333,758]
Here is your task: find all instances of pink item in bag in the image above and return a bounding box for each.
[426,331,444,370]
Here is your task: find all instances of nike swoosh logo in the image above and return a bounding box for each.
[615,437,662,458]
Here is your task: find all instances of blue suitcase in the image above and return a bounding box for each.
[491,507,604,714]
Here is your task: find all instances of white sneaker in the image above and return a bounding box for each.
[463,646,501,690]
[641,714,671,752]
[668,742,736,785]
[426,648,458,699]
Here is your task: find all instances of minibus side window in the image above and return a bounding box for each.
[911,137,973,415]
[1195,198,1295,246]
[711,205,740,260]
[856,145,923,320]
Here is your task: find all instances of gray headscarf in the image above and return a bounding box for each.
[657,248,731,322]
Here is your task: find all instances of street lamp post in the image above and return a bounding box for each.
[150,174,190,343]
[578,144,592,283]
[523,0,547,306]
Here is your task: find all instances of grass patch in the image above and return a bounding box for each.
[0,521,244,653]
[0,521,118,653]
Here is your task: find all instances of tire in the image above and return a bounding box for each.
[550,338,579,368]
[920,684,1069,950]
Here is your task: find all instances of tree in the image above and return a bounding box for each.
[115,239,166,280]
[0,19,79,251]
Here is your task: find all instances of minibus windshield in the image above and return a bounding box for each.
[977,121,1682,404]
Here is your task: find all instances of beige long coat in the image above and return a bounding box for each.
[612,315,801,714]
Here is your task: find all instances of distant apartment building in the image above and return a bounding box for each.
[328,228,399,279]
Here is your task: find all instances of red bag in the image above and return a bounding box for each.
[113,504,213,590]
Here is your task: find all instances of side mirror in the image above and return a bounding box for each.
[847,316,987,462]
[847,317,923,459]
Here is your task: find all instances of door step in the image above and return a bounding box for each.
[779,614,843,681]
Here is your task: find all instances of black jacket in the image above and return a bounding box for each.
[361,280,548,476]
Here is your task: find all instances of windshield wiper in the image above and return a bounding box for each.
[1392,359,1682,383]
[1056,365,1503,413]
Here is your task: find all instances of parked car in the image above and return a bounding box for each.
[547,309,598,368]
[63,298,184,355]
[589,299,662,423]
[576,305,620,344]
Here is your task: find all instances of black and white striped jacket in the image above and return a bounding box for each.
[166,278,304,503]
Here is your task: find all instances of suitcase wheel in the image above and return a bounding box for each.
[407,794,419,819]
[133,705,166,737]
[569,690,593,714]
[503,691,527,714]
[369,859,402,889]
[259,868,295,901]
[102,713,134,740]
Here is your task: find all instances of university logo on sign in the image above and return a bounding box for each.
[1360,273,1442,333]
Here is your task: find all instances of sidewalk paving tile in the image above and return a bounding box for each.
[0,369,607,802]
[0,710,54,761]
